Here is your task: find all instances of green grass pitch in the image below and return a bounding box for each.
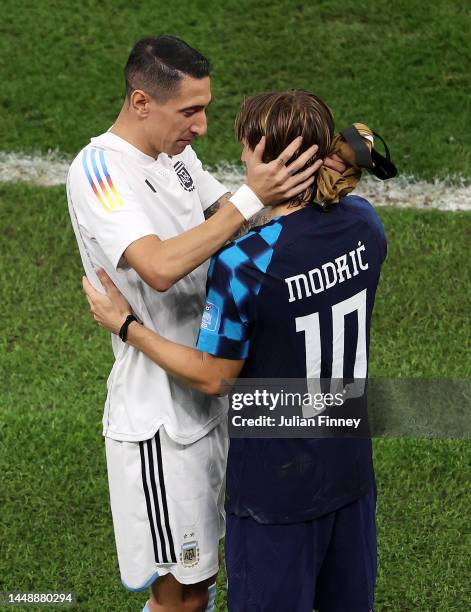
[0,185,469,610]
[1,0,470,179]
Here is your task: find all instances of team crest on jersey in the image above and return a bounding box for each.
[180,533,200,567]
[174,161,195,192]
[201,301,220,332]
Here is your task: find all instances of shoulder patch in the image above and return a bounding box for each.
[201,301,220,332]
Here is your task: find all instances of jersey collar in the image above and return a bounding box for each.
[90,130,161,166]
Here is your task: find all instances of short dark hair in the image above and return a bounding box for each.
[124,35,211,103]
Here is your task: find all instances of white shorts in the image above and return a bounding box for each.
[105,420,228,590]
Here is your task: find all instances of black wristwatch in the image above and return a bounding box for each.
[119,314,138,342]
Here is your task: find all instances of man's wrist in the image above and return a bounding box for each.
[119,314,139,342]
[125,319,140,339]
[229,184,264,220]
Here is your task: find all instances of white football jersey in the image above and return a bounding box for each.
[66,131,229,443]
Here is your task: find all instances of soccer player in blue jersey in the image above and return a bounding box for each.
[84,90,386,612]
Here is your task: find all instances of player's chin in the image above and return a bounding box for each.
[173,140,192,154]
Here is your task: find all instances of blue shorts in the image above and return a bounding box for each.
[225,486,377,612]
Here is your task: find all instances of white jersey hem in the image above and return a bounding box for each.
[102,410,227,444]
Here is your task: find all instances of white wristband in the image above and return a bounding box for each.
[229,184,264,220]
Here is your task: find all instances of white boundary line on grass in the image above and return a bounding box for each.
[0,152,470,211]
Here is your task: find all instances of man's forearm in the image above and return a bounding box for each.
[230,208,275,240]
[151,195,244,289]
[126,321,229,395]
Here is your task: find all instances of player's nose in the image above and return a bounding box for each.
[191,112,207,137]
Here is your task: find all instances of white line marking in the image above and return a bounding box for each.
[0,153,470,211]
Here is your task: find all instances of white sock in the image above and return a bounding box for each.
[205,583,216,612]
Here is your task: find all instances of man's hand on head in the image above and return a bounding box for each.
[244,136,323,206]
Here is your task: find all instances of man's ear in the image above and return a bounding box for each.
[130,89,151,118]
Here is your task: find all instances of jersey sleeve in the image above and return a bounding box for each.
[183,146,229,211]
[196,255,251,360]
[67,148,156,269]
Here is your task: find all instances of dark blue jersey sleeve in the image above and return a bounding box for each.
[196,253,251,359]
[196,220,284,360]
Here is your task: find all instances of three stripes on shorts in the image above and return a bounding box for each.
[139,432,177,563]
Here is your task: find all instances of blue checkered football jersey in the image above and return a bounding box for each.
[197,195,387,523]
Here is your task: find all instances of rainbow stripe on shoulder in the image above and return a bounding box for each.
[82,148,124,213]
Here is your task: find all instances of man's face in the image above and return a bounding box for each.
[144,75,211,157]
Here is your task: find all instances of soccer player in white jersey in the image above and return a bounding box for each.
[66,35,328,612]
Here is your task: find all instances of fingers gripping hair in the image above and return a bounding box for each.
[235,90,334,207]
